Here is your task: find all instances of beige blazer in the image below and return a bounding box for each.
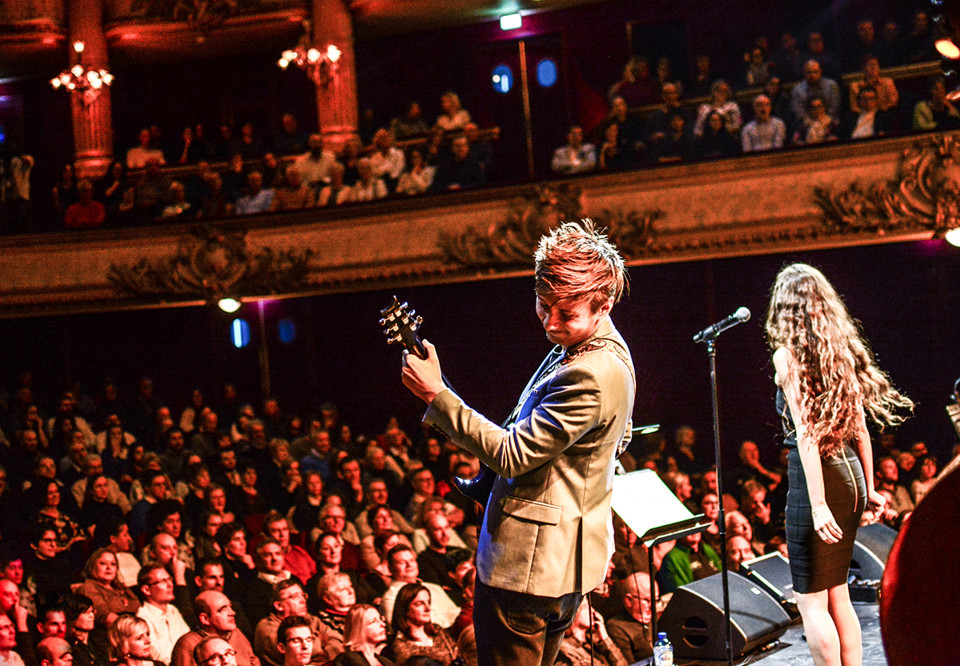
[425,317,635,597]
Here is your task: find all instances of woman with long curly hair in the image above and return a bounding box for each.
[766,263,912,666]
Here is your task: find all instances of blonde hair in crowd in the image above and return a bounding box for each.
[534,220,628,309]
[765,263,913,457]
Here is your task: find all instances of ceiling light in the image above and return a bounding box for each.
[500,13,522,31]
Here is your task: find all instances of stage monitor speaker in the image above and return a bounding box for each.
[658,572,791,661]
[850,523,897,581]
[739,552,798,616]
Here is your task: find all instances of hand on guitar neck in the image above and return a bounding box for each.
[402,339,444,404]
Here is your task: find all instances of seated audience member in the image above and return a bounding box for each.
[107,613,156,666]
[312,505,361,572]
[192,559,253,639]
[463,124,492,181]
[216,523,256,594]
[0,612,26,666]
[793,97,838,145]
[158,182,195,222]
[136,565,191,665]
[362,532,402,604]
[693,80,742,138]
[262,513,315,587]
[37,637,74,666]
[848,55,899,114]
[76,548,140,631]
[270,168,314,212]
[89,517,141,589]
[698,493,722,553]
[903,9,936,63]
[72,454,131,515]
[910,455,938,505]
[410,500,468,556]
[253,580,330,666]
[739,479,774,548]
[431,137,483,192]
[79,474,125,535]
[913,76,960,131]
[658,531,720,595]
[127,129,166,170]
[791,60,841,128]
[26,480,84,556]
[395,149,434,197]
[555,597,627,666]
[234,171,274,216]
[550,126,596,174]
[875,456,914,519]
[415,513,467,590]
[694,112,740,159]
[272,617,313,666]
[64,180,106,229]
[724,511,761,558]
[380,547,459,632]
[845,88,893,139]
[434,92,471,132]
[607,57,659,107]
[289,472,326,536]
[368,130,405,192]
[327,458,365,522]
[597,122,631,171]
[606,573,654,664]
[169,591,258,666]
[332,604,391,666]
[744,45,772,88]
[385,583,457,666]
[274,114,308,156]
[357,481,414,542]
[390,102,429,140]
[648,112,694,163]
[345,158,388,203]
[315,573,356,655]
[725,535,756,573]
[741,94,787,153]
[309,533,369,604]
[607,96,645,161]
[63,593,109,666]
[197,172,233,219]
[242,540,292,627]
[23,525,76,610]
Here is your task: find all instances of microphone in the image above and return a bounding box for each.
[693,307,751,343]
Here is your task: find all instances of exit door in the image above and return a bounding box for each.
[472,33,570,182]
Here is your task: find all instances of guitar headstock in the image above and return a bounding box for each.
[379,296,426,358]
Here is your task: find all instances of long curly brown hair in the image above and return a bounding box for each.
[765,263,913,457]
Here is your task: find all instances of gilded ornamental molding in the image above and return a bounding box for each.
[814,133,960,236]
[439,183,664,268]
[107,224,314,302]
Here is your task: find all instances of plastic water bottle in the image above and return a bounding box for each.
[653,631,674,666]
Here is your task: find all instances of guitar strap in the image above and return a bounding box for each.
[502,345,565,428]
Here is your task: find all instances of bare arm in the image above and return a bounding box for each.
[853,406,887,521]
[773,347,843,544]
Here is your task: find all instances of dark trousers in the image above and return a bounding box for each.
[474,579,583,666]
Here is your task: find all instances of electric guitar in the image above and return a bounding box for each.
[379,296,495,507]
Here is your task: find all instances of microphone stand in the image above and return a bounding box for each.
[705,338,734,666]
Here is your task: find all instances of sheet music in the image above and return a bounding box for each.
[611,469,696,542]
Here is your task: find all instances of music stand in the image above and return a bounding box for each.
[611,470,714,641]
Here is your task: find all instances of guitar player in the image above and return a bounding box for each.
[401,220,636,666]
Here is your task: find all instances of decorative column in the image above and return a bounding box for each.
[311,0,358,145]
[66,0,113,178]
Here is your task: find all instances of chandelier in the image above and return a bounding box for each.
[50,41,114,105]
[277,21,341,87]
